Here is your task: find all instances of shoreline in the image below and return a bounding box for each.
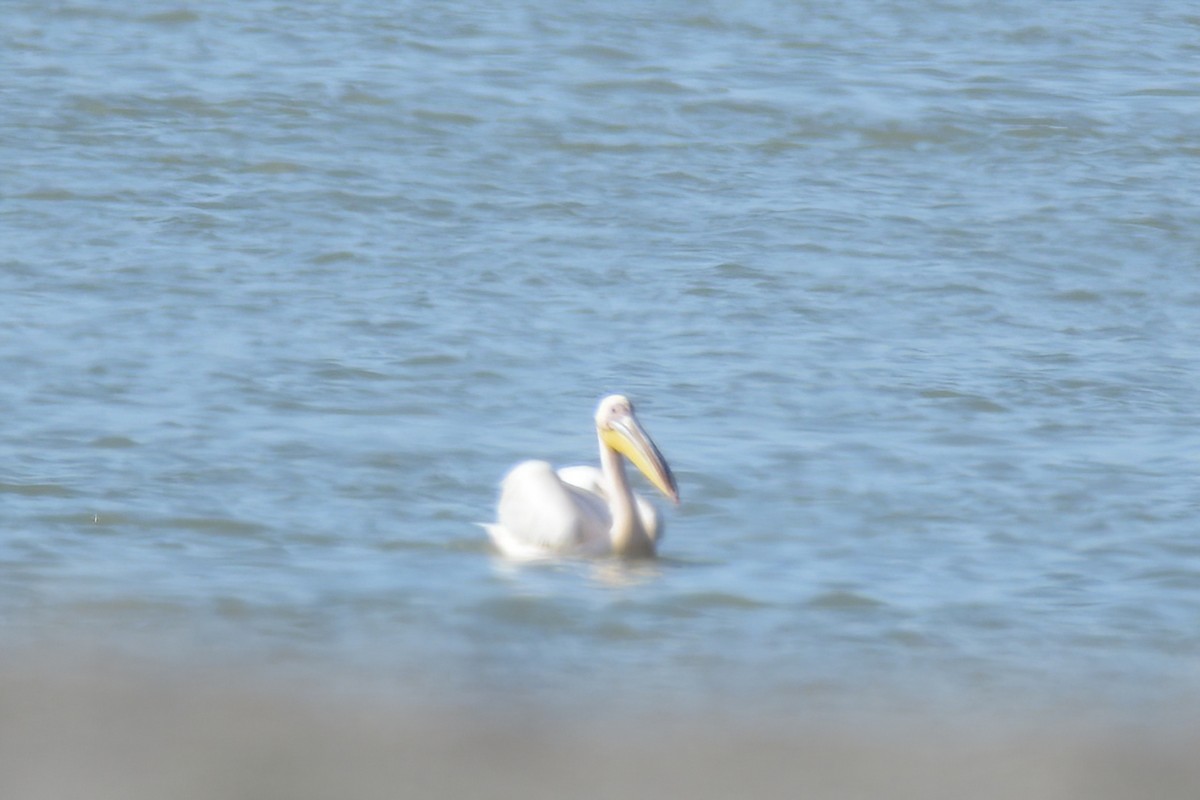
[2,652,1197,800]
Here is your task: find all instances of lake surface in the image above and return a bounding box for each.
[3,0,1200,726]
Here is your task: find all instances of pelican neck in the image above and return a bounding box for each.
[598,432,654,557]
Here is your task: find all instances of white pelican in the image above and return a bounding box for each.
[484,395,679,559]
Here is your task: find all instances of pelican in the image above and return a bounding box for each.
[483,395,679,559]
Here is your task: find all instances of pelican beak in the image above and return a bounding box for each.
[602,412,680,504]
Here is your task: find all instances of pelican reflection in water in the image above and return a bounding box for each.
[484,395,679,559]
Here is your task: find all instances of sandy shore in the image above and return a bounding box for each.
[1,655,1196,800]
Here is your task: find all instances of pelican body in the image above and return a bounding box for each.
[484,395,679,559]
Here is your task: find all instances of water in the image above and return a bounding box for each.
[3,0,1200,729]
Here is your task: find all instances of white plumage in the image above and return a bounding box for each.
[484,395,678,559]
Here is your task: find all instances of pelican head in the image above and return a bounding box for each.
[594,394,679,504]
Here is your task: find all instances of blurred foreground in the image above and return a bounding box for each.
[1,653,1197,800]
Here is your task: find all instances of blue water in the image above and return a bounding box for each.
[3,1,1199,717]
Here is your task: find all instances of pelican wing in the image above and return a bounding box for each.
[556,465,606,496]
[485,460,612,559]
